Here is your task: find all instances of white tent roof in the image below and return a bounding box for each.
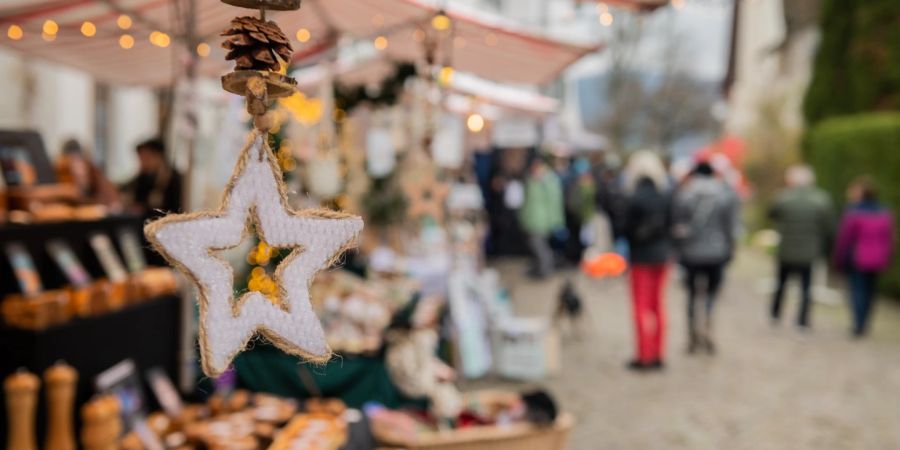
[0,0,600,86]
[293,57,558,116]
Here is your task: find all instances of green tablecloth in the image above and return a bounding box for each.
[234,343,417,409]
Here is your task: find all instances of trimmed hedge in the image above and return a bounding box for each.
[806,112,900,294]
[804,0,900,124]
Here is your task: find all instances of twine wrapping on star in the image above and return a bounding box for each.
[145,131,363,377]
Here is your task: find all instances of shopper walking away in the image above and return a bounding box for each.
[672,162,740,354]
[768,164,834,329]
[519,157,565,279]
[833,177,895,337]
[621,151,672,371]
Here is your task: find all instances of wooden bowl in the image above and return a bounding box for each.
[222,70,297,99]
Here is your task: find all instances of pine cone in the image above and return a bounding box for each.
[221,16,293,72]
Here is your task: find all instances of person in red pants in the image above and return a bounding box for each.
[619,151,673,371]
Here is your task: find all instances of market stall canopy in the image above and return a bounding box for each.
[293,58,558,116]
[444,70,558,116]
[0,0,598,86]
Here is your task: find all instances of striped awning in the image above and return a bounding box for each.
[293,57,559,115]
[0,0,599,86]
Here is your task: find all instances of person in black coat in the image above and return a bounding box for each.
[620,151,673,371]
[122,138,183,218]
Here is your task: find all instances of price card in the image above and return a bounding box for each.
[46,240,91,287]
[4,243,43,295]
[90,234,128,282]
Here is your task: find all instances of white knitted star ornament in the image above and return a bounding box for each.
[145,133,363,377]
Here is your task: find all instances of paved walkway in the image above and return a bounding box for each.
[474,250,900,450]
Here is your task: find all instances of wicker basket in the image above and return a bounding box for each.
[376,412,574,450]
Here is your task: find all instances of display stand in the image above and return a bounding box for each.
[0,215,159,298]
[0,295,180,445]
[0,215,180,445]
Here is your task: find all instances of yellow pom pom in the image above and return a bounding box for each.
[251,267,266,278]
[261,278,277,295]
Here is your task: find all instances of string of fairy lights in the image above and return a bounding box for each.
[1,11,450,56]
[0,2,692,133]
[3,13,210,56]
[1,0,699,52]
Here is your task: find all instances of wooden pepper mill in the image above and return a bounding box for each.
[4,370,41,450]
[80,396,122,450]
[43,363,78,450]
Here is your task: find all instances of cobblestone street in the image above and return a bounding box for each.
[476,250,900,450]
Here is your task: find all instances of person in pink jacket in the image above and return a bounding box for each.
[833,177,896,337]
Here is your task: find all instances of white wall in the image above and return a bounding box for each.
[0,50,27,129]
[106,86,159,183]
[28,60,95,157]
[0,50,94,158]
[0,48,159,183]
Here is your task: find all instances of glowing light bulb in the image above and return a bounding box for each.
[438,66,454,85]
[43,20,59,35]
[197,42,211,57]
[81,21,96,37]
[600,12,614,26]
[7,25,23,40]
[150,31,170,47]
[467,113,485,133]
[117,15,132,30]
[296,28,310,42]
[431,13,451,31]
[119,34,134,49]
[373,35,388,50]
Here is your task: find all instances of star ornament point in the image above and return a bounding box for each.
[145,135,363,377]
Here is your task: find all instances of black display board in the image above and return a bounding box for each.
[0,295,181,445]
[0,129,56,186]
[0,215,153,297]
[0,215,181,445]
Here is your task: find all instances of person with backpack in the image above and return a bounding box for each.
[620,151,672,371]
[672,162,741,354]
[833,177,895,337]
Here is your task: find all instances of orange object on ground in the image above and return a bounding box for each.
[581,252,628,278]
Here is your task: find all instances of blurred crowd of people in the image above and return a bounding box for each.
[515,149,895,372]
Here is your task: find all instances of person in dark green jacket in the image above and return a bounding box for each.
[769,164,834,328]
[519,158,565,278]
